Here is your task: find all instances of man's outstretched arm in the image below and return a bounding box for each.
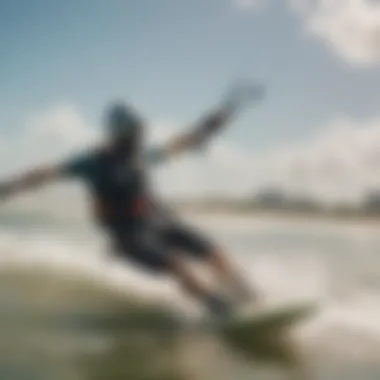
[147,83,265,164]
[0,150,92,200]
[164,106,234,157]
[0,166,64,200]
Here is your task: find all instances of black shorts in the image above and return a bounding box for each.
[108,221,216,273]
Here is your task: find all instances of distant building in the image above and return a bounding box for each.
[286,196,321,213]
[364,191,380,214]
[254,188,287,209]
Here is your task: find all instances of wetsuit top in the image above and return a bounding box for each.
[61,145,167,227]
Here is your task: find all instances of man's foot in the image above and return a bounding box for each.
[236,285,261,306]
[204,293,234,318]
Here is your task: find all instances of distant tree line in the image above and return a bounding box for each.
[175,188,380,219]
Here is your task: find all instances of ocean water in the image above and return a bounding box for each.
[0,211,380,380]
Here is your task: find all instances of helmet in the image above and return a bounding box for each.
[105,102,144,157]
[106,102,143,139]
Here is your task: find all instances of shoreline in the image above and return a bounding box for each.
[2,207,380,231]
[180,208,380,230]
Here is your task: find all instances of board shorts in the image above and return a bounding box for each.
[108,220,217,273]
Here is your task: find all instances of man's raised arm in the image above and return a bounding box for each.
[152,82,265,163]
[164,106,233,157]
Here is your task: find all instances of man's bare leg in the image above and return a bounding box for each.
[167,254,233,316]
[206,247,259,305]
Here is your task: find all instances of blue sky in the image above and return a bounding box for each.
[1,0,380,202]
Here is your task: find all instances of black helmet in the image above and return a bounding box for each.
[105,102,144,156]
[106,102,143,138]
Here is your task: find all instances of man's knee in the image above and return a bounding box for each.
[166,225,217,261]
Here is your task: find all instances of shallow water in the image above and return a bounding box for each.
[0,211,380,379]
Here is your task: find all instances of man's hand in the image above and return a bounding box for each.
[223,81,266,113]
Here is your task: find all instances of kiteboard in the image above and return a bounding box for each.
[213,301,319,361]
[215,301,318,333]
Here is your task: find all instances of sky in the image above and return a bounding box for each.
[1,0,380,210]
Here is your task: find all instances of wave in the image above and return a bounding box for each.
[1,217,380,379]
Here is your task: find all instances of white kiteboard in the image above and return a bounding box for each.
[216,301,318,334]
[212,301,319,361]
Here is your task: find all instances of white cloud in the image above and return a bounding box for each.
[236,0,380,66]
[2,104,380,219]
[153,141,255,199]
[257,116,380,203]
[292,0,380,66]
[0,105,99,219]
[0,105,98,175]
[28,106,98,150]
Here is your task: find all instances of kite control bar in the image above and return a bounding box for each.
[222,80,266,114]
[195,80,267,150]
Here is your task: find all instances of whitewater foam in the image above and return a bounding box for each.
[1,214,380,377]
